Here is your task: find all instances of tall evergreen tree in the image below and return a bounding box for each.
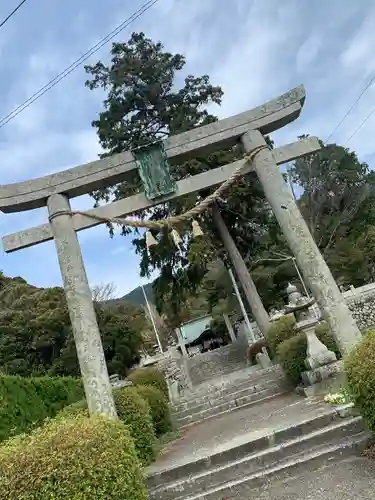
[85,32,272,320]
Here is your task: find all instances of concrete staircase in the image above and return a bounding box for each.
[148,402,371,500]
[173,365,289,428]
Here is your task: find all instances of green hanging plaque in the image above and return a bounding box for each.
[134,142,177,200]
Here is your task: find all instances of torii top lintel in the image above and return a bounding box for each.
[0,85,306,214]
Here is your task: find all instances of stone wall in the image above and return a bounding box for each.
[176,341,248,387]
[243,283,375,335]
[158,282,375,392]
[344,284,375,331]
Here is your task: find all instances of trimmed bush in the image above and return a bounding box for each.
[277,333,307,386]
[114,386,156,464]
[247,338,267,364]
[277,325,340,386]
[128,366,169,399]
[0,375,83,442]
[31,376,83,414]
[265,316,297,357]
[59,398,88,417]
[60,388,158,461]
[0,412,147,500]
[136,384,172,437]
[345,328,375,432]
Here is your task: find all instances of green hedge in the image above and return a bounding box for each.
[59,398,88,418]
[277,333,307,386]
[345,329,375,433]
[277,324,340,386]
[0,375,83,442]
[128,366,169,399]
[136,384,172,437]
[113,386,156,465]
[0,412,147,500]
[61,383,172,440]
[265,316,297,357]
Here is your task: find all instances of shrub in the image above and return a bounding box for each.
[0,412,148,500]
[60,388,158,460]
[247,338,267,364]
[0,375,83,442]
[128,366,169,399]
[136,384,172,437]
[277,325,340,386]
[114,386,156,464]
[58,398,88,417]
[265,316,297,357]
[345,328,375,432]
[30,376,83,414]
[277,333,307,386]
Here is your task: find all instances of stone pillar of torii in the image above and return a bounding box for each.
[0,85,361,418]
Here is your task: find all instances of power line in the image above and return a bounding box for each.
[0,0,159,129]
[0,0,28,29]
[325,81,375,159]
[295,75,375,193]
[346,105,375,144]
[325,73,375,144]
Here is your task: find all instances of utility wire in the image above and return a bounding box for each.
[325,73,375,144]
[322,81,375,172]
[291,74,375,200]
[0,0,28,29]
[0,0,159,129]
[346,105,375,144]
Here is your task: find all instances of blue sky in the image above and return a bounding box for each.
[0,0,375,297]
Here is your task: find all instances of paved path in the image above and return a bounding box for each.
[250,457,375,499]
[147,394,333,474]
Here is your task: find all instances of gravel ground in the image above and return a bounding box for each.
[247,456,375,500]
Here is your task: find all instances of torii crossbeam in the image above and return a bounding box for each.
[0,85,361,419]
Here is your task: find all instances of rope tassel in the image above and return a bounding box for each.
[146,231,157,248]
[170,228,182,247]
[192,219,204,238]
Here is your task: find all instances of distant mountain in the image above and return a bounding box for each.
[107,282,155,308]
[116,261,224,312]
[122,282,155,307]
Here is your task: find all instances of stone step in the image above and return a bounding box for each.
[176,365,284,407]
[183,433,371,500]
[148,413,371,500]
[175,385,288,429]
[173,376,285,418]
[194,362,247,380]
[148,407,357,488]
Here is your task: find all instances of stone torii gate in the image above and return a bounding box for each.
[0,85,361,419]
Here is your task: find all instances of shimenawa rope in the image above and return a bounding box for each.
[71,145,268,246]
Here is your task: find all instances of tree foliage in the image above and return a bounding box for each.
[290,137,375,286]
[291,137,373,251]
[85,31,375,329]
[197,137,375,315]
[85,31,272,323]
[0,275,145,377]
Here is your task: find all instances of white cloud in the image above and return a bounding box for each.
[296,35,322,73]
[2,0,375,295]
[340,10,375,77]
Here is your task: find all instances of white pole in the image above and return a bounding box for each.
[291,257,310,298]
[228,267,255,343]
[272,250,311,299]
[141,284,163,353]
